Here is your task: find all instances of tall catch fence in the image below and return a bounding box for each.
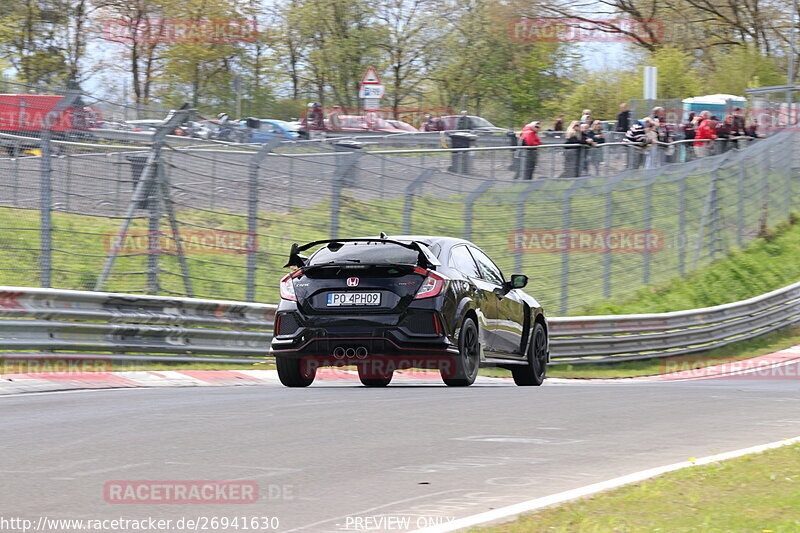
[0,99,797,315]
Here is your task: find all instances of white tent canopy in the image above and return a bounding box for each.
[682,94,747,105]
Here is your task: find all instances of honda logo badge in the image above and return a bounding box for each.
[347,277,359,287]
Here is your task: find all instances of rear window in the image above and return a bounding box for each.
[308,242,420,266]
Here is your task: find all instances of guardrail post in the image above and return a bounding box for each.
[402,169,436,234]
[95,107,190,292]
[39,90,80,288]
[246,138,282,302]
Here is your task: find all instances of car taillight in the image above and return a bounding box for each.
[414,269,445,299]
[280,269,302,301]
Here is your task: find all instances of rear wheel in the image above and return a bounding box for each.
[442,317,480,387]
[276,356,315,387]
[512,322,547,386]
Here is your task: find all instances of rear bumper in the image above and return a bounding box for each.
[270,327,457,359]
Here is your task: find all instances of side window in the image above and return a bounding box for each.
[448,245,480,278]
[468,247,505,286]
[261,123,277,133]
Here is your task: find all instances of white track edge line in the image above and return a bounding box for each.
[412,435,800,533]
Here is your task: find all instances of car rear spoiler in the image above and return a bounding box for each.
[284,238,441,269]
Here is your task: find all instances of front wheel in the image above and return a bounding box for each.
[512,322,547,386]
[442,317,480,387]
[276,356,315,387]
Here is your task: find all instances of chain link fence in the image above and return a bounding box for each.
[0,94,797,314]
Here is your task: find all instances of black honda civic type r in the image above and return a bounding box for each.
[270,235,549,387]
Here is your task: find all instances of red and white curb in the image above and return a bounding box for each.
[0,368,508,395]
[2,345,798,395]
[564,345,800,384]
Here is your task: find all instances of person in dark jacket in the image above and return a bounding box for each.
[587,120,606,174]
[553,114,565,132]
[616,103,630,132]
[623,121,648,169]
[518,121,542,180]
[562,121,595,177]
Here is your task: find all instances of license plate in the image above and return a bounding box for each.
[326,292,381,306]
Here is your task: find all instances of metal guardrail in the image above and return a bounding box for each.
[1,282,799,366]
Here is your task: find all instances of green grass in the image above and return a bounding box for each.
[580,214,800,315]
[1,149,794,315]
[473,443,800,533]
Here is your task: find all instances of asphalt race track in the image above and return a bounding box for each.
[3,374,800,532]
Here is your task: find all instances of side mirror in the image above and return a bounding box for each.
[245,117,260,129]
[510,274,528,289]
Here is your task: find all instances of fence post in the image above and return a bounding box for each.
[514,180,548,273]
[603,172,630,298]
[329,150,363,239]
[246,138,282,302]
[95,107,190,292]
[39,90,80,288]
[642,168,663,285]
[402,169,436,234]
[737,162,746,247]
[146,163,163,294]
[678,169,688,277]
[464,178,496,241]
[560,180,584,315]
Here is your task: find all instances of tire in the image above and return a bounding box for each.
[512,322,547,386]
[442,317,480,387]
[276,356,315,387]
[357,363,393,387]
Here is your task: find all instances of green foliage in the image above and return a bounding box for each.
[648,46,702,99]
[706,46,786,95]
[582,216,800,315]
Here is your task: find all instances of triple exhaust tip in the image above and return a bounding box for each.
[332,346,368,359]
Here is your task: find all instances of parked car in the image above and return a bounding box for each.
[238,118,300,142]
[425,115,509,134]
[271,235,549,388]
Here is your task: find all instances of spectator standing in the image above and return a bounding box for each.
[563,121,594,177]
[694,115,718,157]
[644,118,660,169]
[553,114,565,132]
[731,107,746,134]
[456,110,470,130]
[518,121,542,180]
[587,120,606,174]
[683,112,697,161]
[716,115,734,152]
[580,109,592,125]
[623,120,648,169]
[616,103,630,132]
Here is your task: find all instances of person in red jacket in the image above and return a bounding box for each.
[694,116,717,158]
[519,121,542,180]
